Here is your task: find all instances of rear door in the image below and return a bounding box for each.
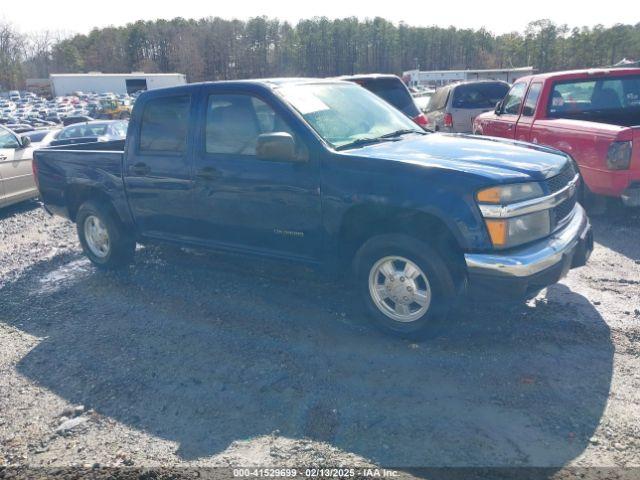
[190,87,322,260]
[123,90,198,237]
[486,81,527,139]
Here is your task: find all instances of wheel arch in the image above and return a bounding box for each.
[65,184,132,233]
[337,205,467,284]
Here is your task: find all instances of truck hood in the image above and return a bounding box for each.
[345,133,569,182]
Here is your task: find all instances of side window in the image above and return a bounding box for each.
[0,129,20,149]
[139,95,191,153]
[205,94,293,155]
[502,83,526,115]
[522,83,542,117]
[58,126,77,140]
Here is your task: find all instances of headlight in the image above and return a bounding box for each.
[476,182,544,204]
[484,210,552,248]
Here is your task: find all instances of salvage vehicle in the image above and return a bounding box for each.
[425,81,510,133]
[473,68,640,206]
[340,74,428,127]
[0,125,37,208]
[49,120,127,147]
[34,79,593,336]
[96,98,131,119]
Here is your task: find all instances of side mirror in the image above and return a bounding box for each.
[20,136,31,148]
[256,132,301,162]
[494,101,502,115]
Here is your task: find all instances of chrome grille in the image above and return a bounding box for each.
[545,162,576,194]
[553,192,577,225]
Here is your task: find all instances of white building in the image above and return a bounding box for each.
[403,67,534,88]
[50,72,187,96]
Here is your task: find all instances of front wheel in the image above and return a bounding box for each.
[76,200,135,269]
[354,234,456,338]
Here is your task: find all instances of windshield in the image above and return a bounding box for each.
[277,82,422,149]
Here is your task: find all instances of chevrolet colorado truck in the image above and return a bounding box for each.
[34,79,593,336]
[473,68,640,206]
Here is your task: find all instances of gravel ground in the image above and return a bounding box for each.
[0,200,639,475]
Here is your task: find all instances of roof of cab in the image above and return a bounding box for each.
[138,77,349,98]
[518,67,640,84]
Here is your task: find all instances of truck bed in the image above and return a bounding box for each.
[34,140,129,222]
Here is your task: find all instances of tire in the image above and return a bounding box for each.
[354,234,456,339]
[76,200,135,269]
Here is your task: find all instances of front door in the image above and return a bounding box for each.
[191,90,322,260]
[489,82,528,139]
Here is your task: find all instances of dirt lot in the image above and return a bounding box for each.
[1,200,639,474]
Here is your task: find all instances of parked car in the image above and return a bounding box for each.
[473,68,640,206]
[4,123,34,134]
[0,125,37,208]
[49,120,128,147]
[21,128,61,148]
[340,74,428,127]
[34,79,592,337]
[413,89,435,113]
[62,115,95,126]
[425,81,510,133]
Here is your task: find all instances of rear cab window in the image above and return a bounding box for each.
[548,74,640,120]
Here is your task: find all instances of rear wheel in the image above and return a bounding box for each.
[76,200,135,269]
[354,234,456,338]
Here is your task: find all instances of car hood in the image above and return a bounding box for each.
[344,133,568,182]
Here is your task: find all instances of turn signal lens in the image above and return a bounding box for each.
[476,187,502,203]
[485,219,508,247]
[476,182,544,205]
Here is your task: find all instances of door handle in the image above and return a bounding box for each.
[195,167,220,181]
[0,154,7,161]
[130,162,150,175]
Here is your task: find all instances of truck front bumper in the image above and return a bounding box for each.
[464,204,593,299]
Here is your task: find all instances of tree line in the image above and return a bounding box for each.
[2,17,640,90]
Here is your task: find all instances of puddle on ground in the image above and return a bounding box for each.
[35,258,92,294]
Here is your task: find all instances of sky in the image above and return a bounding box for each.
[2,0,637,36]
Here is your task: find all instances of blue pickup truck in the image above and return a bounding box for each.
[34,78,593,336]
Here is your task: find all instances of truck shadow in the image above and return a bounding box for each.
[589,203,640,261]
[1,247,613,468]
[0,199,40,221]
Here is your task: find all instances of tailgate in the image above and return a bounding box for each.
[633,127,640,171]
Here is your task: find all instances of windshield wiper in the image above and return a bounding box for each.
[335,136,398,151]
[336,129,425,151]
[379,129,425,138]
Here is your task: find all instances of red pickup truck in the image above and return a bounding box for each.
[473,68,640,206]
